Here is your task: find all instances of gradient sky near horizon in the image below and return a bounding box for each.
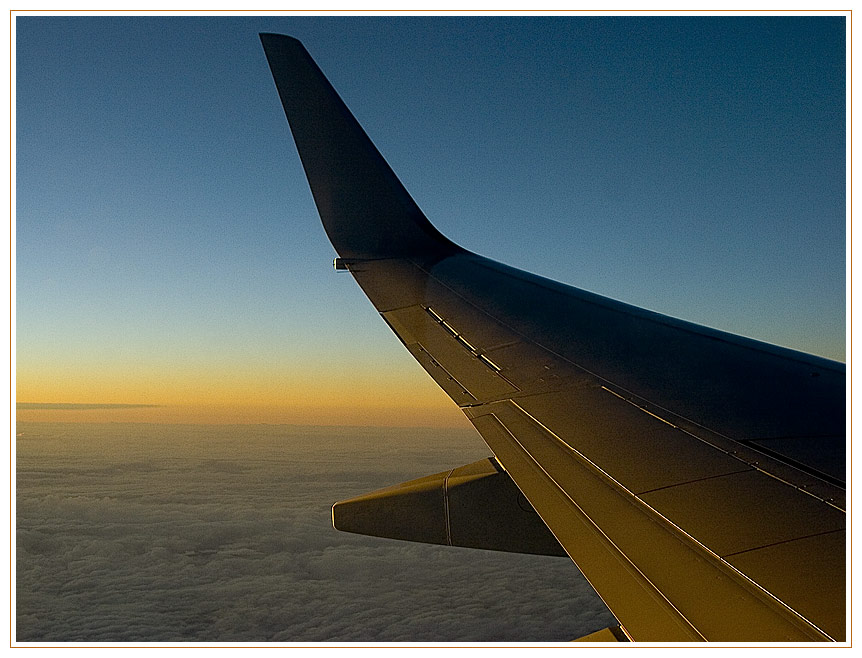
[16,15,846,426]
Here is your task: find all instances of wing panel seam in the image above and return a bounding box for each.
[506,399,836,640]
[485,409,706,640]
[721,529,845,559]
[634,469,753,497]
[601,386,844,510]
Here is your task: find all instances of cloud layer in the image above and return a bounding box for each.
[16,422,614,642]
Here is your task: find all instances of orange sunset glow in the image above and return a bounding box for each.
[16,360,469,427]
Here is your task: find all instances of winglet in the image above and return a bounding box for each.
[260,33,461,261]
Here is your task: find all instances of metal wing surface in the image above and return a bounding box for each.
[260,34,846,642]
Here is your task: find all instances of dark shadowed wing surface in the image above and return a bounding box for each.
[260,34,845,642]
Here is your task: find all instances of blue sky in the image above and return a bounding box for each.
[15,16,847,423]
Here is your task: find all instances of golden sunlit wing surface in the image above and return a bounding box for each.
[260,34,846,642]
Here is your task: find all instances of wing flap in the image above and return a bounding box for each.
[468,401,836,641]
[469,411,706,641]
[726,531,845,641]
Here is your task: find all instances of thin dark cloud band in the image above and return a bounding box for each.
[17,403,160,410]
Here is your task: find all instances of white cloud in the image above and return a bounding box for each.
[16,422,614,642]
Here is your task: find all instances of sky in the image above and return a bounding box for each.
[15,15,847,426]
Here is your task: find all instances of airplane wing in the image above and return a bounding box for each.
[260,33,846,642]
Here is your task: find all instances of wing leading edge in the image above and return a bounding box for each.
[261,34,846,641]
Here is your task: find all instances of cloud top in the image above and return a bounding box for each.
[16,422,614,642]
